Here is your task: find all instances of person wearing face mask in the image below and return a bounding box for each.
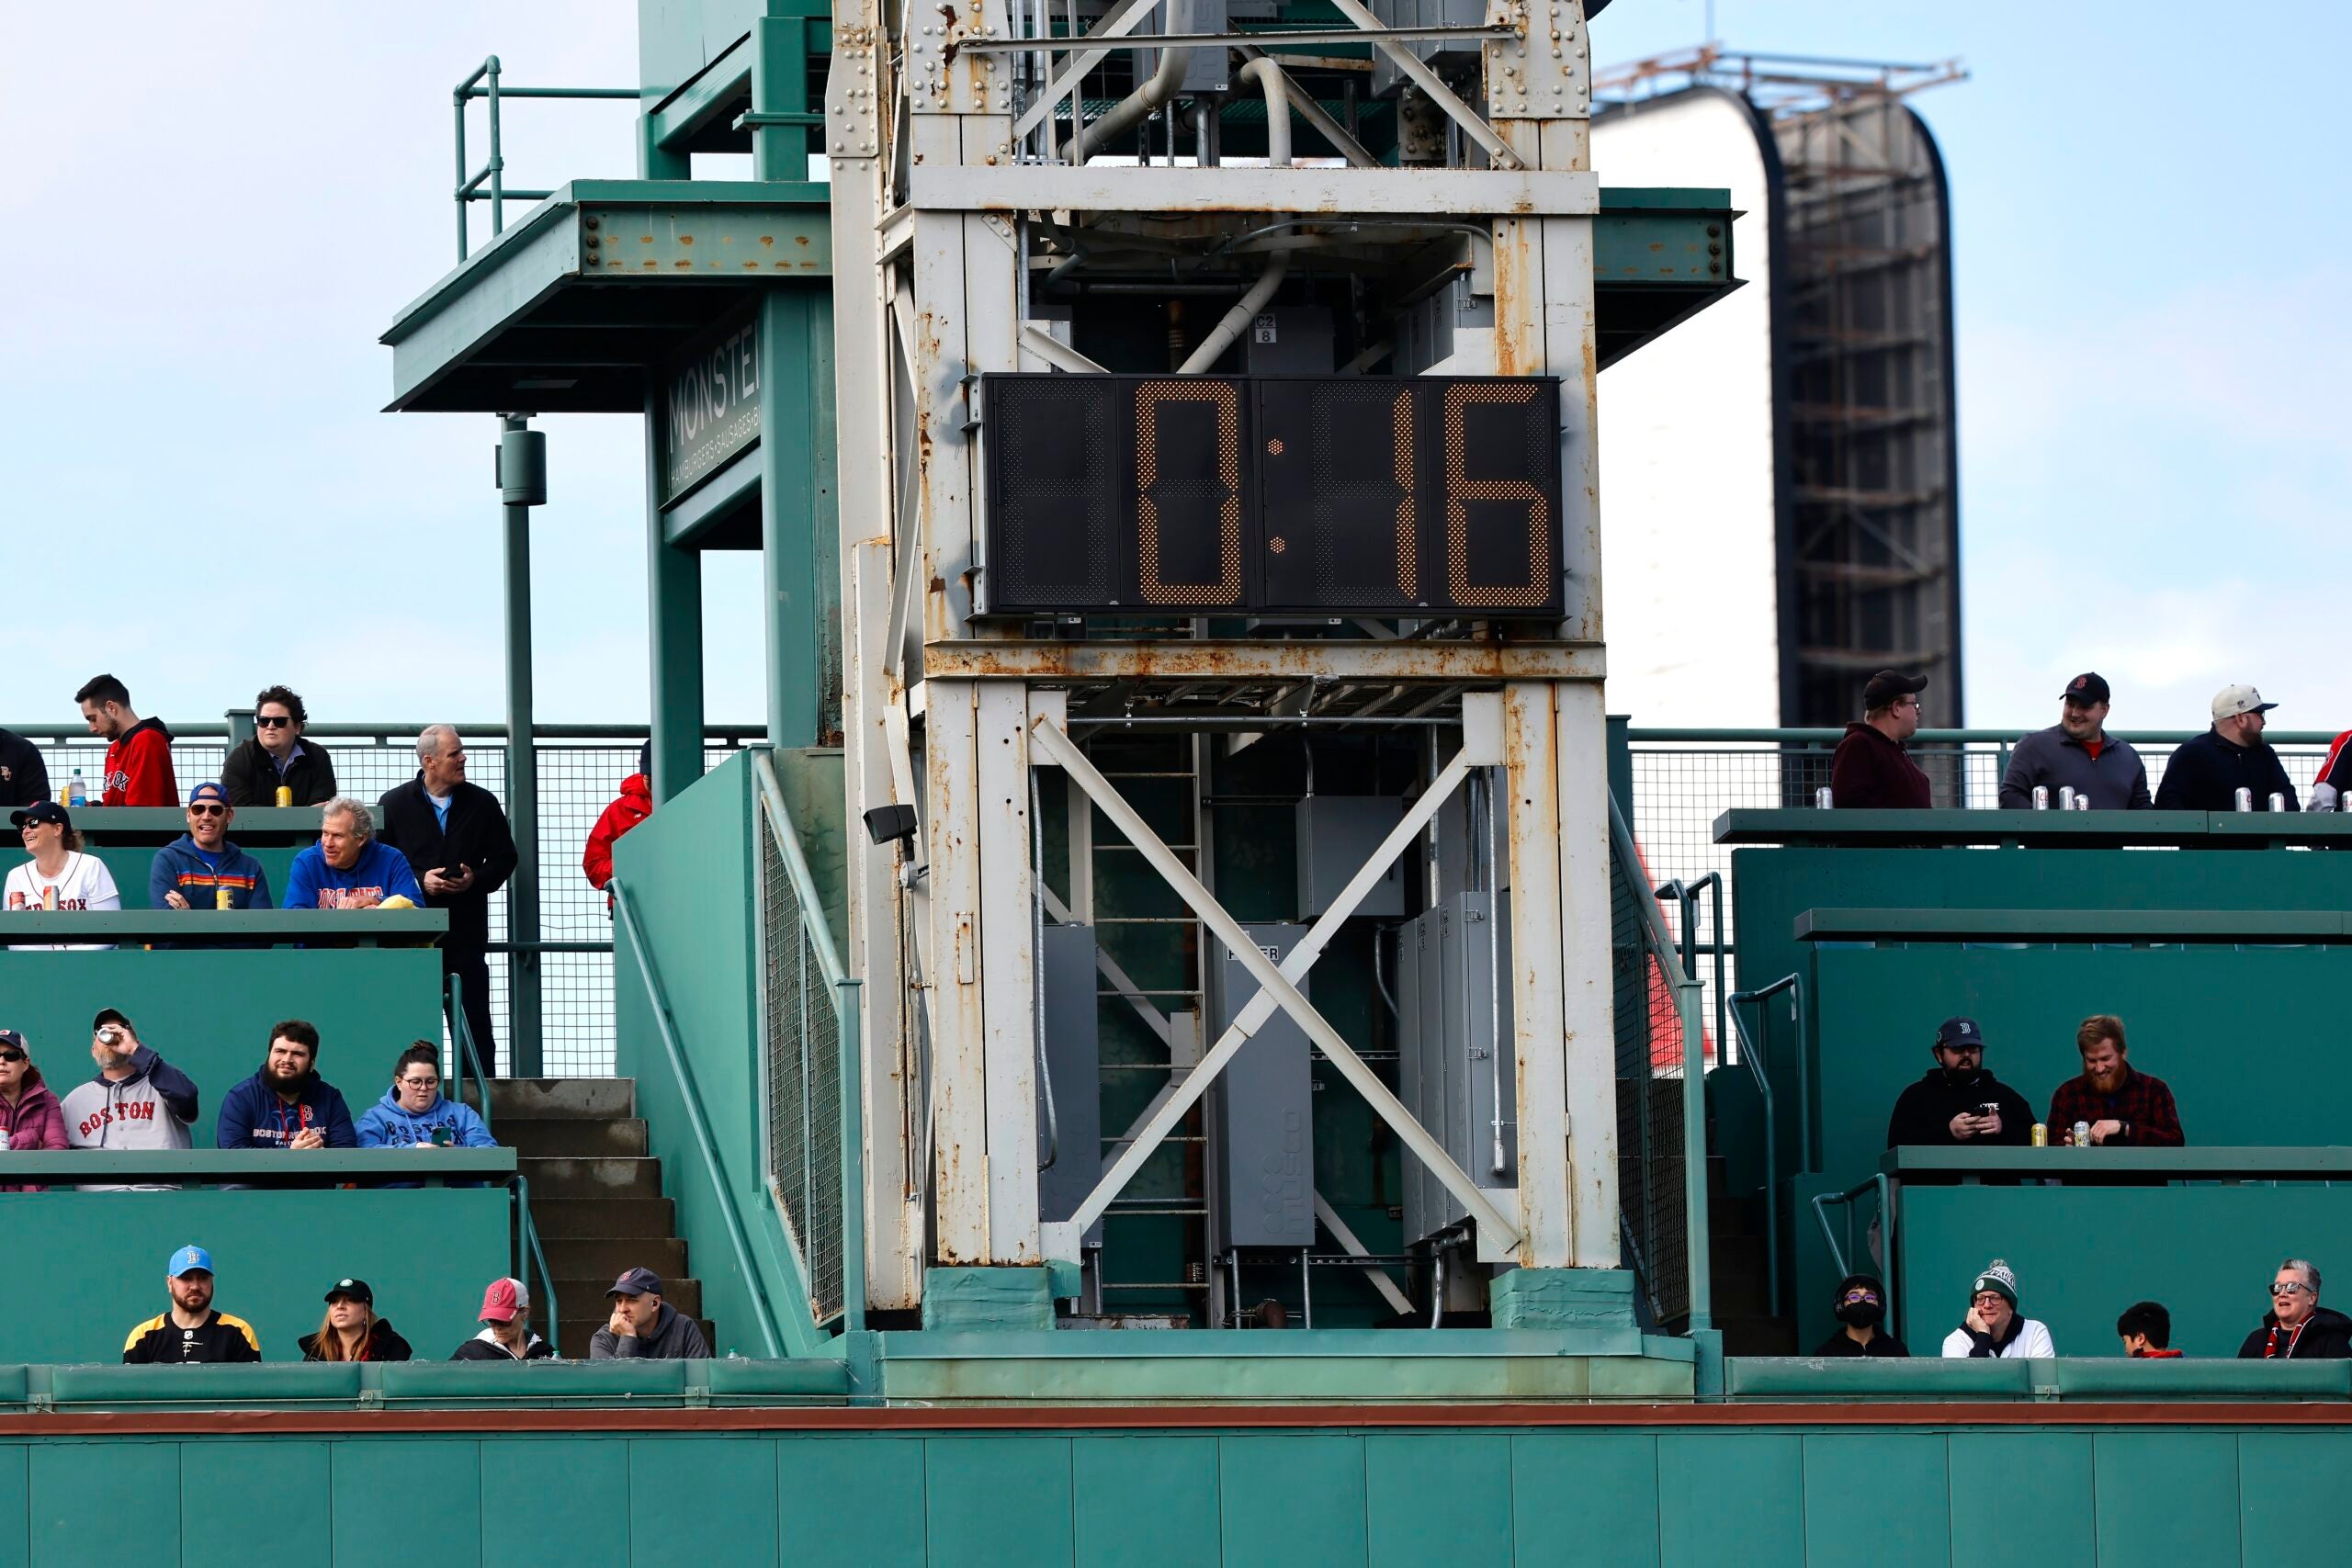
[1940,1260,2056,1359]
[1885,1016,2034,1148]
[2045,1015,2182,1147]
[2237,1258,2352,1359]
[1814,1274,1907,1357]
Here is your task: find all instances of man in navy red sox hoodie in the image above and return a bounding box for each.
[215,1021,357,1152]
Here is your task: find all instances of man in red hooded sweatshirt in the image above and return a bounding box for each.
[77,674,177,807]
[583,742,654,899]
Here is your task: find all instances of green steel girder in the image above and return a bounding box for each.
[1593,186,1743,370]
[381,179,831,413]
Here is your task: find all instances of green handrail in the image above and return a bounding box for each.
[444,977,560,1352]
[1812,1172,1895,1338]
[508,1173,560,1358]
[1722,1000,1779,1314]
[609,875,789,1358]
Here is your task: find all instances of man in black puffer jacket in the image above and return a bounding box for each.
[1886,1016,2034,1149]
[2237,1258,2352,1359]
[379,726,515,1077]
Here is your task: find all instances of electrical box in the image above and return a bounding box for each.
[1241,307,1337,375]
[1396,892,1515,1244]
[1038,922,1106,1251]
[1295,795,1406,920]
[1207,923,1316,1251]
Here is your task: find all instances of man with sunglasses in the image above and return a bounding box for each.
[1828,670,1934,809]
[220,685,338,808]
[1814,1273,1907,1357]
[2236,1258,2352,1359]
[149,784,273,911]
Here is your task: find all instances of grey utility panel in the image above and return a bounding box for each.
[1038,921,1105,1250]
[1396,891,1515,1244]
[1206,922,1317,1251]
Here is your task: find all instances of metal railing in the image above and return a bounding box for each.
[1813,1172,1895,1334]
[1723,994,1781,1313]
[450,58,637,261]
[445,974,560,1351]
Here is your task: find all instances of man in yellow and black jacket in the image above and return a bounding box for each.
[122,1244,261,1364]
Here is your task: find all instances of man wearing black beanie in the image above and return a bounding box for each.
[1814,1274,1907,1357]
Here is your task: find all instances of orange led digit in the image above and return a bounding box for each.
[1442,381,1551,609]
[1136,380,1243,606]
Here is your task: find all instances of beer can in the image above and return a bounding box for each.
[216,886,233,910]
[276,785,293,807]
[2030,1122,2047,1146]
[2073,1120,2092,1148]
[1814,786,1834,809]
[2031,786,2050,810]
[2268,793,2286,813]
[2235,787,2255,813]
[2058,786,2076,810]
[40,886,56,911]
[2075,795,2092,811]
[0,1129,11,1151]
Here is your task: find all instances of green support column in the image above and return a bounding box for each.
[637,110,688,180]
[757,289,839,750]
[643,388,705,804]
[748,0,827,182]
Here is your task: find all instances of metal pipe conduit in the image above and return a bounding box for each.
[1177,57,1290,374]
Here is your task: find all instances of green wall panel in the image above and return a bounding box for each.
[0,1188,506,1364]
[31,1442,178,1566]
[1511,1432,1659,1565]
[1366,1434,1511,1568]
[778,1436,928,1568]
[1948,1432,2092,1562]
[184,1439,329,1568]
[924,1437,1074,1568]
[1221,1434,1368,1568]
[1657,1433,1802,1568]
[0,1446,24,1568]
[631,1436,779,1567]
[481,1438,630,1562]
[2094,1432,2241,1568]
[331,1439,481,1568]
[2238,1430,2352,1557]
[1073,1437,1220,1568]
[1802,1434,1946,1566]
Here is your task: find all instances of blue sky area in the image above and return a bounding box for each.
[3,1,2345,734]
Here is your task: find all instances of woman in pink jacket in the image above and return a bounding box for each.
[0,1027,71,1172]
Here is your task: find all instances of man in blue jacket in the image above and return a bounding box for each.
[284,797,424,910]
[150,783,274,910]
[215,1021,358,1151]
[356,1043,495,1149]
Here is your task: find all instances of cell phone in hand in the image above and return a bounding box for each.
[1976,1103,2000,1118]
[439,863,466,881]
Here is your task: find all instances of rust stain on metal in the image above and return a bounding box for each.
[678,234,695,245]
[761,235,776,247]
[796,234,811,246]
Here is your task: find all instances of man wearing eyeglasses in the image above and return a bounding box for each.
[2236,1258,2352,1359]
[1814,1273,1907,1357]
[149,784,274,911]
[1940,1259,2056,1359]
[1827,670,1934,809]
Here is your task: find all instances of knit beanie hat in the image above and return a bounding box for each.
[1973,1259,2018,1307]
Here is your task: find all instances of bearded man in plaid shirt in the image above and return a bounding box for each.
[2046,1015,2183,1146]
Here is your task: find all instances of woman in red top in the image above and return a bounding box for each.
[583,743,654,895]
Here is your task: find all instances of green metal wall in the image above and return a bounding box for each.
[6,1422,2349,1563]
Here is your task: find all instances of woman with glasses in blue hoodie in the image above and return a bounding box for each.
[356,1043,495,1151]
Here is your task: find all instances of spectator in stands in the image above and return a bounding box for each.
[1814,1273,1907,1357]
[584,741,653,898]
[1828,671,1933,809]
[2237,1259,2352,1359]
[75,673,178,807]
[452,1277,555,1360]
[590,1268,709,1359]
[216,1021,358,1152]
[2045,1015,2184,1147]
[2154,683,2299,812]
[2310,728,2352,813]
[123,1245,261,1363]
[379,728,516,1077]
[6,802,120,950]
[1940,1259,2056,1359]
[0,727,49,808]
[221,685,339,807]
[1886,1017,2033,1148]
[0,1026,69,1155]
[357,1042,495,1149]
[2118,1301,2181,1358]
[150,784,274,911]
[1998,672,2153,810]
[63,1010,199,1178]
[297,1279,412,1362]
[284,797,423,911]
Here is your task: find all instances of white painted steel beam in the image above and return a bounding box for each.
[1498,682,1571,1269]
[924,679,991,1261]
[908,166,1598,216]
[975,682,1041,1261]
[1551,679,1620,1266]
[921,640,1604,682]
[1314,1192,1415,1316]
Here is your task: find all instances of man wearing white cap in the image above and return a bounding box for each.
[2152,684,2299,812]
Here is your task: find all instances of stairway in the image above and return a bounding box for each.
[1705,1154,1797,1354]
[479,1078,716,1357]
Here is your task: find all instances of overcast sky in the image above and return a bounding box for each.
[4,1,2345,735]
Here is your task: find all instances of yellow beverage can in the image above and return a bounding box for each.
[276,785,294,807]
[216,886,234,910]
[2030,1122,2047,1147]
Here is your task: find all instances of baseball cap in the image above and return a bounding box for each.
[92,1007,137,1035]
[1935,1016,1986,1051]
[168,1245,214,1279]
[1861,670,1928,709]
[9,800,68,832]
[606,1267,664,1298]
[479,1277,529,1323]
[2212,683,2278,721]
[324,1278,373,1306]
[2061,672,2110,706]
[0,1028,24,1054]
[187,782,230,807]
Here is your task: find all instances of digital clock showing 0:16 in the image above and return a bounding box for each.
[977,374,1565,619]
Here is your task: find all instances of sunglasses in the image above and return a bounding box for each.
[0,1050,25,1064]
[255,716,294,728]
[188,804,228,818]
[2274,1280,2313,1297]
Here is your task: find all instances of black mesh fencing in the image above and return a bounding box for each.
[1610,798,1693,1328]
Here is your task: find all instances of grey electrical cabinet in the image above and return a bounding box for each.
[1295,795,1406,920]
[1396,891,1515,1244]
[1206,923,1317,1250]
[1038,921,1105,1249]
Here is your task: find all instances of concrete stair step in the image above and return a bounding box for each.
[480,1077,636,1122]
[520,1156,664,1200]
[529,1197,676,1240]
[556,1275,703,1318]
[501,1119,650,1158]
[542,1236,688,1282]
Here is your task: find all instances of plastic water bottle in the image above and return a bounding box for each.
[67,770,85,807]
